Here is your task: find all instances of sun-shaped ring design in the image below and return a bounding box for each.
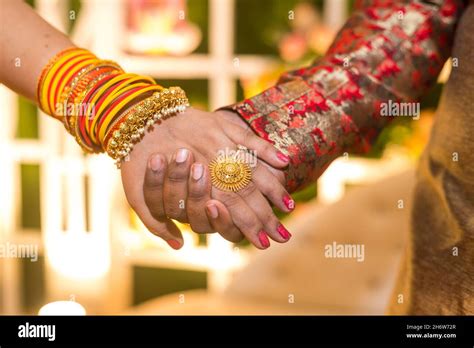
[209,155,252,192]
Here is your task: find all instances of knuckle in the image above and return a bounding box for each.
[187,187,206,201]
[242,127,253,144]
[190,222,213,234]
[239,215,260,232]
[218,192,241,208]
[237,182,257,198]
[264,211,279,228]
[148,206,166,220]
[144,169,164,189]
[167,170,188,183]
[243,220,260,233]
[262,142,274,156]
[227,232,244,243]
[165,205,185,220]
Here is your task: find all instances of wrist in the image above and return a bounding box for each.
[215,109,249,130]
[36,47,189,164]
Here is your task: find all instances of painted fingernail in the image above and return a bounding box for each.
[277,224,292,240]
[149,155,163,172]
[277,151,290,163]
[206,204,219,219]
[167,239,182,250]
[283,195,295,210]
[176,148,189,163]
[192,163,204,180]
[258,230,270,249]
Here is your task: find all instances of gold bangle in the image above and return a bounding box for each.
[106,87,189,166]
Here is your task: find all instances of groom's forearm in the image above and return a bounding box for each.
[227,0,465,192]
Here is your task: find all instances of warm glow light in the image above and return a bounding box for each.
[39,301,86,315]
[46,231,110,280]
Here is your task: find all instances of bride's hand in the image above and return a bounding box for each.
[139,111,293,248]
[121,108,293,249]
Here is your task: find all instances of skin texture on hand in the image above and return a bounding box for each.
[121,108,291,249]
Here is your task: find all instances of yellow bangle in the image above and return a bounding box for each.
[86,75,157,142]
[90,75,157,125]
[96,85,163,145]
[92,82,149,128]
[38,48,189,158]
[37,47,88,113]
[55,58,98,114]
[50,56,97,115]
[84,73,140,132]
[60,62,120,121]
[42,50,94,114]
[91,82,150,143]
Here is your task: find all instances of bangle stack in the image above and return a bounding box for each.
[37,47,189,165]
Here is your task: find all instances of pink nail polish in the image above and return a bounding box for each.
[167,239,182,250]
[277,151,290,163]
[283,195,295,210]
[258,230,270,248]
[277,224,292,240]
[206,204,219,219]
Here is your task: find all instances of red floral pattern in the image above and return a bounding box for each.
[228,0,466,192]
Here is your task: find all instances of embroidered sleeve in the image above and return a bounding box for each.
[228,0,465,192]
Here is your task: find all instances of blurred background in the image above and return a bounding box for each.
[0,0,450,315]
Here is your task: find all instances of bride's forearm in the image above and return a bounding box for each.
[0,0,73,101]
[0,0,189,164]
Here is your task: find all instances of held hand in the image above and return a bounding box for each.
[140,109,295,249]
[121,107,294,249]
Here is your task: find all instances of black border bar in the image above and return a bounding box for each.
[0,315,473,346]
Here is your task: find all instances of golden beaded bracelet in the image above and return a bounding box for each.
[37,47,190,162]
[106,87,189,166]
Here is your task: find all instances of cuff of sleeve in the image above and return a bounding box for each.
[223,77,344,192]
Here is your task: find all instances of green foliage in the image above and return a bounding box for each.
[17,97,38,139]
[133,266,207,305]
[187,0,209,53]
[20,164,42,230]
[235,0,323,55]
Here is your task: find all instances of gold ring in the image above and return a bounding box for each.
[209,150,252,192]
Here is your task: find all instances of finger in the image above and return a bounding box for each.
[139,155,184,249]
[215,189,270,249]
[137,210,184,250]
[252,161,296,213]
[163,148,193,222]
[205,199,244,243]
[186,163,214,233]
[224,123,290,168]
[143,153,167,220]
[235,180,291,244]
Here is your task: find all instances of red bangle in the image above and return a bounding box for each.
[53,57,93,113]
[47,52,93,113]
[36,47,78,108]
[94,85,148,143]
